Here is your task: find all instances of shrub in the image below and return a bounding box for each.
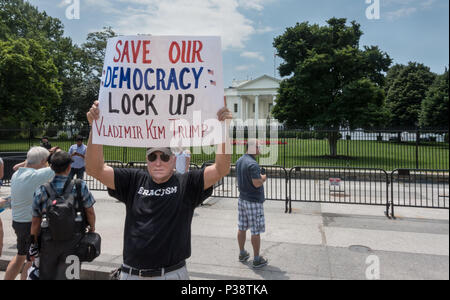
[58,132,69,140]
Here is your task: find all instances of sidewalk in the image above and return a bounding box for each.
[0,187,448,280]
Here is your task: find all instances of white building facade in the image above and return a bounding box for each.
[224,75,281,125]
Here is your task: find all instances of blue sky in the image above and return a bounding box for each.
[30,0,449,86]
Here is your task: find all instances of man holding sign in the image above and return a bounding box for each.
[85,35,232,280]
[86,101,231,280]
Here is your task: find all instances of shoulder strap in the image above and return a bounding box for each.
[62,179,74,196]
[42,183,56,214]
[74,179,84,210]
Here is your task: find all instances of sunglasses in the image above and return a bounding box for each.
[147,153,171,163]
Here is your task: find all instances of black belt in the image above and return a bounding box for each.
[121,260,186,278]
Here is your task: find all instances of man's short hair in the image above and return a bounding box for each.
[76,135,83,142]
[27,147,50,166]
[50,151,73,173]
[42,136,49,141]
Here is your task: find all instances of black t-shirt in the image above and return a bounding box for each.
[107,168,213,269]
[40,142,52,150]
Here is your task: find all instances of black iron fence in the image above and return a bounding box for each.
[1,128,448,171]
[288,167,390,213]
[1,158,447,218]
[389,169,449,218]
[1,126,448,218]
[207,164,290,212]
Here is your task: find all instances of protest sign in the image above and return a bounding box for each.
[93,36,225,147]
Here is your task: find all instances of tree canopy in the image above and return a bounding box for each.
[385,62,436,129]
[272,18,392,156]
[0,38,62,127]
[0,0,115,131]
[419,68,449,129]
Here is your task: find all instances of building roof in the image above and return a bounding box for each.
[226,75,281,92]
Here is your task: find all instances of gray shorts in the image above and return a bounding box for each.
[238,198,265,235]
[12,221,32,256]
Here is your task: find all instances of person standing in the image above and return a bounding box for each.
[175,148,191,174]
[68,136,87,180]
[236,139,268,268]
[29,151,96,280]
[4,147,54,280]
[40,137,52,151]
[0,156,4,189]
[0,157,4,258]
[85,100,232,280]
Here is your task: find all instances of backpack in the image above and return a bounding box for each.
[42,179,86,241]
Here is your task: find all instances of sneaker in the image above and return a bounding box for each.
[239,250,250,262]
[252,256,268,268]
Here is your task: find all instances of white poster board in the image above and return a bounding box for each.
[92,36,224,147]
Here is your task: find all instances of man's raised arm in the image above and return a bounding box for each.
[85,101,115,190]
[203,107,233,190]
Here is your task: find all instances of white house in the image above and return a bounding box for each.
[224,75,280,124]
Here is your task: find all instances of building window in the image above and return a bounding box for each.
[234,103,238,113]
[253,104,255,113]
[268,103,273,112]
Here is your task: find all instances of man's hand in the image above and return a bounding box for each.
[49,147,61,154]
[217,106,233,122]
[88,225,96,233]
[87,100,100,125]
[13,161,26,171]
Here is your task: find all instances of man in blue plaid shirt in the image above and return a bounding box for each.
[30,151,96,280]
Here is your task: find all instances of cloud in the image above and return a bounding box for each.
[83,0,273,50]
[255,26,274,34]
[57,0,69,8]
[237,0,269,11]
[421,0,436,8]
[241,51,265,62]
[383,0,436,20]
[235,64,255,71]
[386,7,418,20]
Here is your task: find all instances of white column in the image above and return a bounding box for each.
[239,96,243,120]
[255,95,260,122]
[245,98,249,122]
[271,95,278,124]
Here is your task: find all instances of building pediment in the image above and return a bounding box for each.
[234,75,280,91]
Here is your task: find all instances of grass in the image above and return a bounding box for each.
[1,138,448,171]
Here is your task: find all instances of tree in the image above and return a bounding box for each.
[385,62,436,129]
[419,68,449,129]
[0,0,105,131]
[0,0,81,130]
[0,38,62,128]
[0,0,64,42]
[273,18,391,156]
[70,27,117,128]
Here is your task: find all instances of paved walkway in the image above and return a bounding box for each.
[0,187,448,280]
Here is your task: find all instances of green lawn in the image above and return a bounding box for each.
[1,138,448,171]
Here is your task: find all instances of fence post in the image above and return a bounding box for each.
[28,125,32,149]
[123,147,127,163]
[283,134,286,169]
[415,130,420,169]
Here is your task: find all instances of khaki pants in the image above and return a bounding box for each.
[120,265,190,280]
